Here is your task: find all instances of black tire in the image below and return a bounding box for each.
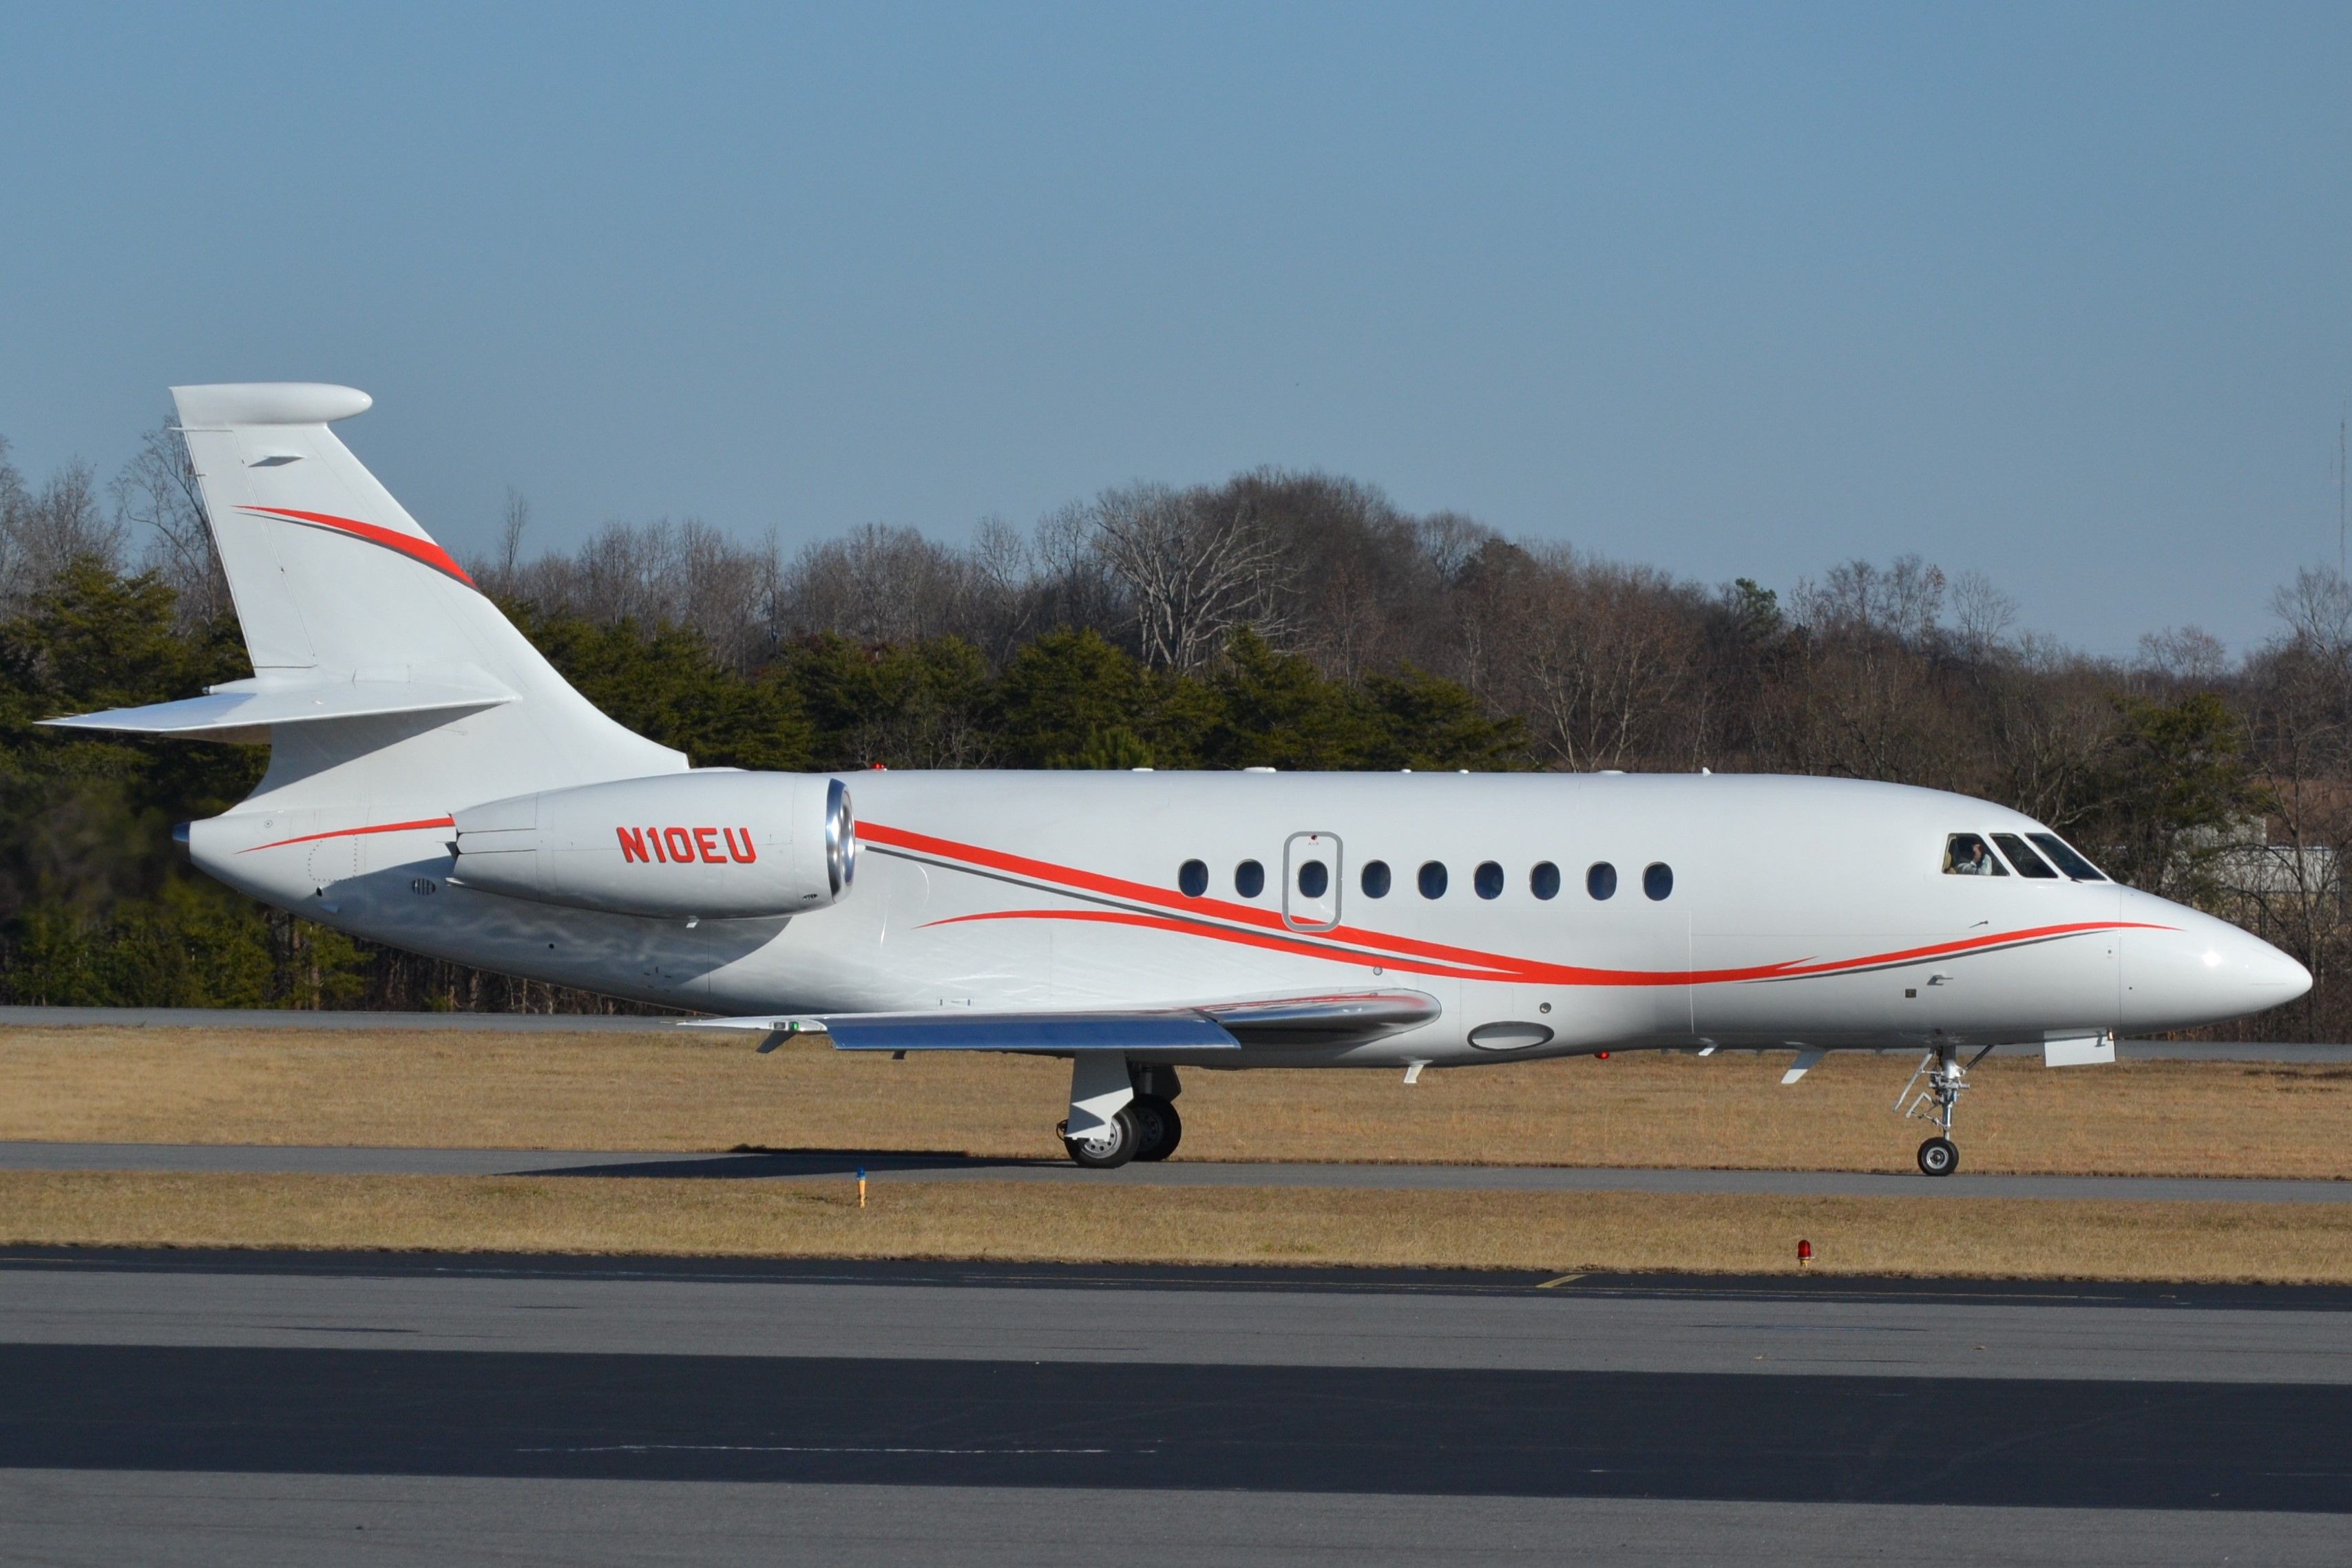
[1918,1136,1959,1177]
[1063,1107,1140,1169]
[1131,1096,1183,1162]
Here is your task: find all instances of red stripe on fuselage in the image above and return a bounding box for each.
[240,816,456,854]
[237,506,476,587]
[863,819,2170,988]
[921,908,1537,981]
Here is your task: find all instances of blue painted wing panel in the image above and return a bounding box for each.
[822,1012,1239,1051]
[682,989,1441,1054]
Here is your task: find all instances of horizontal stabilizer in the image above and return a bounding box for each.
[44,675,516,741]
[686,988,1441,1055]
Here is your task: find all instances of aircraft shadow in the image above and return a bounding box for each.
[508,1148,1058,1180]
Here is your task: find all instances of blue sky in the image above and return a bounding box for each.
[2,2,2346,657]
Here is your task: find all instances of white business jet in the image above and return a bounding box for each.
[51,385,2311,1174]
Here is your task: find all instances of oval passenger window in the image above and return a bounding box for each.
[1418,861,1448,899]
[1587,862,1617,900]
[1298,860,1330,898]
[1235,860,1265,898]
[1531,862,1560,900]
[1644,862,1674,900]
[1474,861,1504,900]
[1361,860,1392,898]
[1178,859,1208,898]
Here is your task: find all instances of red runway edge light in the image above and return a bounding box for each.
[1796,1239,1814,1268]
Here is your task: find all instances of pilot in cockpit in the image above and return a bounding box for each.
[1943,834,2000,876]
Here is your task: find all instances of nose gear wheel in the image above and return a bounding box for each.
[1898,1042,1993,1178]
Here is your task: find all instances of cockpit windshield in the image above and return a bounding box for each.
[1991,833,2059,878]
[2027,831,2108,882]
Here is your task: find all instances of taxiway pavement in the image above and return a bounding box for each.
[1,1250,2347,1565]
[2,1138,2346,1201]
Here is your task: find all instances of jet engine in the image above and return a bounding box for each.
[450,772,854,918]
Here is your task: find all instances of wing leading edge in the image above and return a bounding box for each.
[685,988,1442,1053]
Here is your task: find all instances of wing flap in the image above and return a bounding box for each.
[1199,989,1442,1045]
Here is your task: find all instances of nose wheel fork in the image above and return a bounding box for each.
[1900,1043,1995,1176]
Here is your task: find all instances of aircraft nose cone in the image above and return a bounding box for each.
[2248,937,2313,1002]
[2121,901,2310,1029]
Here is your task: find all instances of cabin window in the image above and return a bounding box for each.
[1178,859,1208,897]
[1942,834,2006,876]
[1473,860,1504,900]
[1991,834,2059,879]
[1297,859,1330,899]
[1235,859,1266,898]
[2029,831,2108,882]
[1644,862,1674,900]
[1361,860,1392,898]
[1587,862,1617,900]
[1531,861,1561,900]
[1418,860,1449,899]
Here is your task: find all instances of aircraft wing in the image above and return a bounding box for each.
[684,988,1442,1053]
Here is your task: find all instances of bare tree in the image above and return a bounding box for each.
[501,516,779,670]
[1,455,120,613]
[0,436,27,542]
[779,522,991,649]
[1792,555,1949,644]
[2271,566,2352,660]
[1975,635,2121,829]
[109,421,222,628]
[2136,624,2230,689]
[498,488,532,584]
[1761,556,1980,790]
[1504,547,1702,771]
[1075,483,1293,670]
[1950,570,2017,655]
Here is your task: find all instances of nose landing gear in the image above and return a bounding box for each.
[1899,1042,1994,1176]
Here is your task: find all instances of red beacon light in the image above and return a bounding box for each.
[1796,1239,1814,1269]
[1595,1051,1610,1060]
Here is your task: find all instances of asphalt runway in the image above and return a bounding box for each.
[3,1138,2346,1201]
[1,1251,2348,1565]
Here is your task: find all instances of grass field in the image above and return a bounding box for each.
[0,1024,2346,1179]
[2,1169,2347,1282]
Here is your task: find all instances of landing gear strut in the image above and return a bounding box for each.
[1058,1057,1183,1168]
[1898,1042,1994,1176]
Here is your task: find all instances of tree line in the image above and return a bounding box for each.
[1,423,2344,1037]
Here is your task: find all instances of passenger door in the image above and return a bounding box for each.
[1283,832,1342,931]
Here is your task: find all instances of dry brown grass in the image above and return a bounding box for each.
[2,1169,2346,1283]
[0,1026,2346,1179]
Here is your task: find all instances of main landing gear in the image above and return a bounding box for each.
[1056,1057,1182,1169]
[1898,1041,1994,1176]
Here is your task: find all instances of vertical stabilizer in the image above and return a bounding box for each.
[168,383,683,809]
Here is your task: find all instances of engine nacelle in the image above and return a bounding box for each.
[450,772,854,919]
